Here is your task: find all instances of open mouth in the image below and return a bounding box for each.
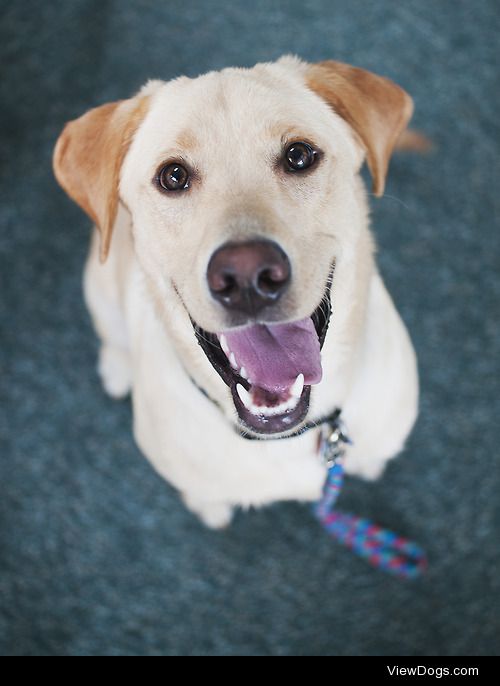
[193,269,333,436]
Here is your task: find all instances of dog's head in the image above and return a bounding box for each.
[54,57,413,437]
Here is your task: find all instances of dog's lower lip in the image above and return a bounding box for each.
[231,383,311,435]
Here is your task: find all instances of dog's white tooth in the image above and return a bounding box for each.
[290,373,305,399]
[259,400,286,417]
[229,352,238,370]
[236,384,252,410]
[244,388,302,418]
[239,367,248,380]
[273,403,287,416]
[253,404,266,416]
[250,402,272,417]
[219,334,229,356]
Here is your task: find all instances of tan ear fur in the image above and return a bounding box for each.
[53,96,150,261]
[306,61,414,196]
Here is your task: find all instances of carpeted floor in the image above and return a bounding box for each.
[1,0,499,656]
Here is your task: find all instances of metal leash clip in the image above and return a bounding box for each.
[320,413,351,468]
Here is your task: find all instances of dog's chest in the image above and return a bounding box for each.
[132,367,327,507]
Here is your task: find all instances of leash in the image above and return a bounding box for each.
[314,414,427,580]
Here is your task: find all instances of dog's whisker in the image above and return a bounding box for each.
[194,328,220,349]
[316,231,337,241]
[368,192,411,211]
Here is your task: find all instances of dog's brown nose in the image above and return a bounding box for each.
[207,239,291,315]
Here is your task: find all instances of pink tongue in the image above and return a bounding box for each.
[222,317,322,393]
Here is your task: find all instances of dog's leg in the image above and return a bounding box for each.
[83,223,132,399]
[182,494,234,530]
[344,443,401,481]
[342,273,419,481]
[97,345,132,399]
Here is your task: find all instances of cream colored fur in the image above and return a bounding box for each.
[82,58,418,528]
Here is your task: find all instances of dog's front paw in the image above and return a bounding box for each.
[183,495,234,530]
[344,451,392,481]
[98,345,132,399]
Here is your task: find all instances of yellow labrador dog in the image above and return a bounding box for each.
[53,57,418,528]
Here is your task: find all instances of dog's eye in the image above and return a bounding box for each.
[284,142,317,172]
[157,163,190,191]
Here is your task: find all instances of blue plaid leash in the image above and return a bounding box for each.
[313,412,427,580]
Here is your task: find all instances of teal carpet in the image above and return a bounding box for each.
[1,0,499,655]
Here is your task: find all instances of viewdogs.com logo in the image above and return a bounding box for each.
[387,666,479,678]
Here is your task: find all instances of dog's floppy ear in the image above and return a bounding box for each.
[306,60,413,196]
[53,96,150,262]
